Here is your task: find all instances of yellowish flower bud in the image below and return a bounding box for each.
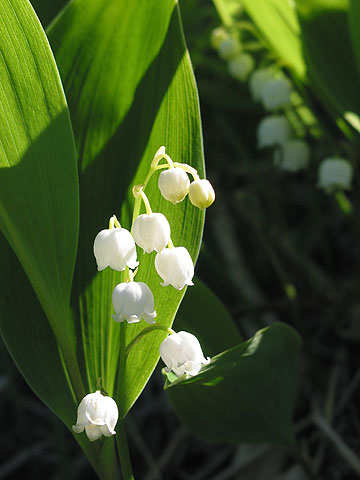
[188,179,215,208]
[210,26,229,50]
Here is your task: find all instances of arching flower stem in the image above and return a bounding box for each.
[109,214,121,230]
[125,325,175,357]
[174,162,200,181]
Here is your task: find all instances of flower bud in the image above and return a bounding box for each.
[155,246,194,290]
[273,139,310,172]
[132,213,170,253]
[249,68,274,101]
[160,331,210,377]
[112,281,156,324]
[210,26,229,50]
[261,77,292,111]
[217,37,241,60]
[72,391,118,442]
[188,179,215,208]
[93,227,138,272]
[158,168,190,204]
[257,115,292,149]
[318,157,353,193]
[228,53,255,82]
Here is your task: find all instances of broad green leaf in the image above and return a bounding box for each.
[48,0,205,420]
[174,277,242,357]
[0,0,79,363]
[165,323,301,448]
[215,0,306,78]
[295,0,360,123]
[0,2,117,476]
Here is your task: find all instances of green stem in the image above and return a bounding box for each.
[116,322,135,479]
[126,324,174,357]
[116,419,135,480]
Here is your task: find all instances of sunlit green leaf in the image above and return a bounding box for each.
[295,0,360,123]
[165,323,301,448]
[0,0,79,360]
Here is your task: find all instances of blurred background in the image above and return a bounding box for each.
[1,0,360,479]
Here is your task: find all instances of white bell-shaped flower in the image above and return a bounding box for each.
[273,139,310,172]
[188,179,215,208]
[261,77,292,111]
[155,247,194,290]
[318,157,353,193]
[93,227,138,271]
[132,213,170,253]
[160,331,210,377]
[158,168,190,204]
[257,115,292,149]
[217,37,241,60]
[210,26,229,50]
[249,68,274,101]
[72,391,118,442]
[112,281,156,324]
[228,53,255,82]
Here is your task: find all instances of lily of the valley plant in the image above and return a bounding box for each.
[74,147,215,442]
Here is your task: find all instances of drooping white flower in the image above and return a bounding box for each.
[257,115,292,149]
[155,247,194,290]
[93,227,138,271]
[273,139,310,172]
[158,168,190,204]
[228,53,255,82]
[188,179,215,209]
[160,331,210,377]
[72,391,118,442]
[261,77,292,111]
[249,68,274,101]
[132,213,170,253]
[210,26,229,50]
[318,157,353,193]
[217,37,241,60]
[112,281,156,324]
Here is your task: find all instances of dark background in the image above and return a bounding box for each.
[1,1,360,478]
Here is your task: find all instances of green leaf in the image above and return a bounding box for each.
[215,0,306,78]
[0,0,79,358]
[165,323,301,448]
[295,0,360,123]
[174,276,242,357]
[48,0,205,418]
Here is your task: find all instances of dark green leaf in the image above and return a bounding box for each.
[165,322,301,448]
[174,276,242,357]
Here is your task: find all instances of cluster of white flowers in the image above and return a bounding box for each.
[251,69,311,174]
[211,24,354,192]
[73,147,213,441]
